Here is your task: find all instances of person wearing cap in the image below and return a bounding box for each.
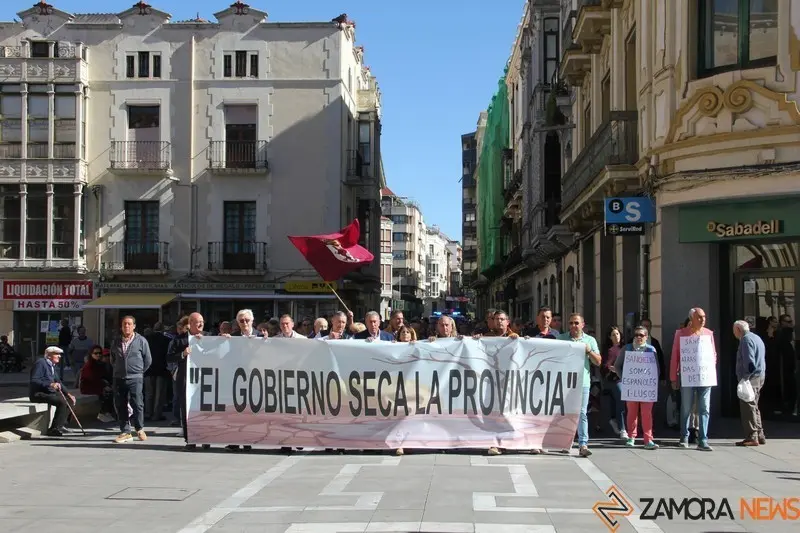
[29,346,76,437]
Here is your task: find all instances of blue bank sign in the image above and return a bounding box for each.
[604,197,656,236]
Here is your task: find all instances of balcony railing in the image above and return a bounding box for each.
[0,143,22,159]
[531,198,562,235]
[207,241,267,271]
[53,243,75,259]
[561,111,639,210]
[25,242,48,259]
[561,10,579,63]
[504,169,523,204]
[110,141,171,171]
[346,149,371,181]
[101,241,170,271]
[208,140,269,171]
[0,242,19,259]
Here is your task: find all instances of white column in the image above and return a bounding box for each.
[73,183,83,260]
[20,85,28,158]
[19,183,27,259]
[75,85,84,161]
[48,84,54,158]
[46,183,54,261]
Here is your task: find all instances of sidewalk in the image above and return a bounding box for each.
[0,418,797,533]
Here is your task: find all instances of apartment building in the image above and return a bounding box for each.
[379,216,393,320]
[381,187,425,317]
[445,240,466,314]
[423,225,451,315]
[549,0,796,417]
[460,132,478,289]
[0,2,385,350]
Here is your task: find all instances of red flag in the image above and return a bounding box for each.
[288,219,375,282]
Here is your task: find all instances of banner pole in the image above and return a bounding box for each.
[326,282,351,314]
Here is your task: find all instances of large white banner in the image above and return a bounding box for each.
[186,337,587,450]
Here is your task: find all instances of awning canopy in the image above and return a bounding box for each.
[83,293,177,309]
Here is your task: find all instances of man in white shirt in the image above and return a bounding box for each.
[275,315,303,338]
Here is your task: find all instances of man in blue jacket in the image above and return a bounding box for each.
[29,346,76,437]
[355,311,394,341]
[110,315,152,444]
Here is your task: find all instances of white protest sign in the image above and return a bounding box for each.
[619,351,658,402]
[679,335,717,387]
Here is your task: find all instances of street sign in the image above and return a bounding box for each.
[604,197,656,236]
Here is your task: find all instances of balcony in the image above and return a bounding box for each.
[504,169,523,216]
[0,241,86,271]
[207,241,267,272]
[573,0,611,52]
[560,12,591,87]
[561,111,639,217]
[208,140,269,173]
[345,149,372,184]
[109,141,171,174]
[101,241,170,273]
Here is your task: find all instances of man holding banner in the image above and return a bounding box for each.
[614,325,660,449]
[670,308,717,451]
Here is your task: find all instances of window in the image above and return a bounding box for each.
[465,212,476,222]
[26,184,47,259]
[358,121,371,164]
[392,232,409,242]
[697,0,777,76]
[0,185,20,259]
[30,41,51,58]
[224,201,256,244]
[390,215,408,224]
[393,250,410,260]
[27,85,48,117]
[124,201,159,269]
[543,18,560,84]
[125,52,162,79]
[222,201,257,269]
[429,244,434,255]
[223,105,258,168]
[223,52,259,78]
[382,264,391,291]
[52,185,74,259]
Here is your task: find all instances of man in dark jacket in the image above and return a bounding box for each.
[110,315,152,444]
[29,346,76,436]
[144,323,171,421]
[167,312,206,450]
[354,311,395,341]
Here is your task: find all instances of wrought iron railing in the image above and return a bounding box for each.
[101,241,170,271]
[207,241,267,271]
[110,141,171,170]
[561,111,639,210]
[531,198,562,235]
[346,149,371,180]
[208,140,269,170]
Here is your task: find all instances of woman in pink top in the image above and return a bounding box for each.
[601,326,627,439]
[669,308,717,451]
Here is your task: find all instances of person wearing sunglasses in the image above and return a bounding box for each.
[557,313,601,457]
[613,326,660,450]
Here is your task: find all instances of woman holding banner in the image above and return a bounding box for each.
[613,325,659,450]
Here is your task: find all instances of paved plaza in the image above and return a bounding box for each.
[0,417,798,533]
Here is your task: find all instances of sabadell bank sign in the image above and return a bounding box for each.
[0,280,94,311]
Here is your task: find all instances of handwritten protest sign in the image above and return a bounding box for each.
[679,335,717,387]
[620,351,658,402]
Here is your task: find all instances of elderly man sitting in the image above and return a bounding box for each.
[29,346,77,437]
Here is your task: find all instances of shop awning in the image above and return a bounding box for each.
[179,293,336,300]
[83,293,177,309]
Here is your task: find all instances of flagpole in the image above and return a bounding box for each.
[326,282,351,314]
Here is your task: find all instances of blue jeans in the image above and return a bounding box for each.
[578,386,590,447]
[607,380,627,434]
[680,386,711,443]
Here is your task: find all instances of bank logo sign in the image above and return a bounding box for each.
[604,197,656,237]
[706,220,782,238]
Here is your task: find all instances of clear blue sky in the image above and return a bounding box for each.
[3,0,524,242]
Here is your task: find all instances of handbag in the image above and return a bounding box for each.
[737,379,755,402]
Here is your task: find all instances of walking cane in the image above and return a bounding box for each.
[58,388,87,436]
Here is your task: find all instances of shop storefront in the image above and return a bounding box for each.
[85,281,339,346]
[0,279,94,362]
[677,196,800,419]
